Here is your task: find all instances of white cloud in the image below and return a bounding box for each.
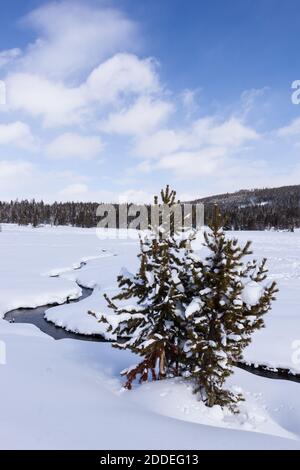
[278,117,300,137]
[155,147,226,178]
[240,87,269,117]
[134,129,185,158]
[0,121,36,150]
[6,73,86,127]
[116,189,153,204]
[47,133,104,160]
[0,157,154,203]
[0,48,21,68]
[6,53,161,128]
[20,1,137,80]
[57,183,154,203]
[0,163,42,200]
[100,96,173,136]
[58,183,89,200]
[181,88,199,116]
[0,160,90,202]
[138,114,258,162]
[134,116,259,177]
[190,117,259,148]
[0,159,33,179]
[4,2,159,130]
[86,53,159,104]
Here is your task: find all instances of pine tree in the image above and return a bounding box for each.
[89,186,194,388]
[184,205,278,412]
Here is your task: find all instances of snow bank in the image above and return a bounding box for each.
[0,323,299,449]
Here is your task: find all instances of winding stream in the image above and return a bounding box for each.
[4,289,300,383]
[4,283,105,341]
[4,249,112,341]
[3,254,300,383]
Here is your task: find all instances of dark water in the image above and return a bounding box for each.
[4,285,105,341]
[237,361,300,384]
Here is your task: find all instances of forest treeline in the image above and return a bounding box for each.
[0,184,299,230]
[194,184,300,231]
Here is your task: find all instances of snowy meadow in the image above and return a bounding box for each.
[0,224,300,449]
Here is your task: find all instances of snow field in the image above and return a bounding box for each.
[0,224,300,448]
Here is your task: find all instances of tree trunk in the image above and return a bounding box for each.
[159,348,166,379]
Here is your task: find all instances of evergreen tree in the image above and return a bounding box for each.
[184,205,278,411]
[89,186,193,388]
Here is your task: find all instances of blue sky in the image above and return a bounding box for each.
[0,0,300,202]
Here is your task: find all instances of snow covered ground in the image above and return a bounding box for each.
[1,320,300,449]
[0,223,139,318]
[233,230,300,373]
[43,227,300,372]
[0,224,300,449]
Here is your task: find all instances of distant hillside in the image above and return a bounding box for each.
[191,185,300,230]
